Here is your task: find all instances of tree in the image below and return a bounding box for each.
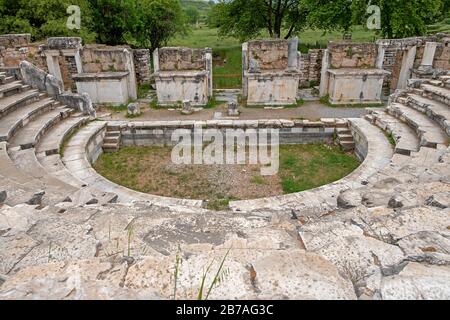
[351,0,444,38]
[303,0,353,32]
[88,0,138,45]
[133,0,188,52]
[185,6,200,25]
[0,0,96,42]
[210,0,309,41]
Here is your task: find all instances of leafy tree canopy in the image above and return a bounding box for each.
[351,0,445,38]
[0,0,96,42]
[209,0,309,41]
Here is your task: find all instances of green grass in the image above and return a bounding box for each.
[94,144,360,210]
[278,144,360,193]
[137,84,152,99]
[428,18,450,33]
[384,132,396,147]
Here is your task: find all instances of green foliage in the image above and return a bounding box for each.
[209,0,309,41]
[0,0,187,51]
[0,0,96,42]
[303,0,353,32]
[185,6,200,25]
[132,0,189,51]
[351,0,445,38]
[88,0,138,45]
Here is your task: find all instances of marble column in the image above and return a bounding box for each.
[319,49,330,97]
[397,46,417,90]
[419,42,438,71]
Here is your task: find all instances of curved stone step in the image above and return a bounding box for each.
[0,81,23,97]
[0,73,15,85]
[8,148,77,194]
[62,121,203,209]
[8,107,74,149]
[370,109,420,156]
[387,103,448,148]
[36,154,87,189]
[421,83,450,105]
[0,89,41,119]
[406,93,450,136]
[36,116,89,156]
[0,97,57,142]
[0,141,33,185]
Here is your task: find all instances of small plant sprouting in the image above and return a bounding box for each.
[48,241,53,262]
[126,222,134,257]
[197,248,231,301]
[173,245,183,300]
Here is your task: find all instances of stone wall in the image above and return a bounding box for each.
[328,42,377,69]
[298,49,324,87]
[116,119,335,147]
[156,47,209,71]
[247,40,289,71]
[0,34,46,70]
[19,61,63,96]
[434,39,450,70]
[81,45,131,73]
[133,49,151,85]
[0,34,31,47]
[41,37,83,91]
[243,38,300,105]
[19,61,96,117]
[376,34,449,94]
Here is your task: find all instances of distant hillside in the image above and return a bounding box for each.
[181,0,214,21]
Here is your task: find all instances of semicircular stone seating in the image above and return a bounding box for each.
[0,70,449,300]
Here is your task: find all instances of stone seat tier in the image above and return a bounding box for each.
[62,121,204,209]
[8,148,77,194]
[1,141,75,205]
[421,83,450,105]
[37,154,87,189]
[439,75,450,89]
[0,141,33,185]
[0,89,41,119]
[369,109,420,156]
[0,97,57,142]
[406,93,450,135]
[8,107,74,149]
[0,73,15,85]
[35,116,89,156]
[0,81,24,97]
[387,103,448,148]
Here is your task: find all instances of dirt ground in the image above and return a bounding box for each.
[94,145,360,210]
[97,100,369,122]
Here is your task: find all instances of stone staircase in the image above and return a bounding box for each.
[336,124,355,151]
[0,76,116,206]
[102,125,122,152]
[366,76,449,156]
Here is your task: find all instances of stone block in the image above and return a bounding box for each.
[227,101,239,116]
[127,103,140,116]
[181,100,193,115]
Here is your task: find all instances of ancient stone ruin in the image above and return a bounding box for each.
[152,47,213,106]
[242,38,301,105]
[0,32,449,300]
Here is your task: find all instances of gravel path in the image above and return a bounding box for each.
[98,101,371,121]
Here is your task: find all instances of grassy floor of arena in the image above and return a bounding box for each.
[93,144,360,210]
